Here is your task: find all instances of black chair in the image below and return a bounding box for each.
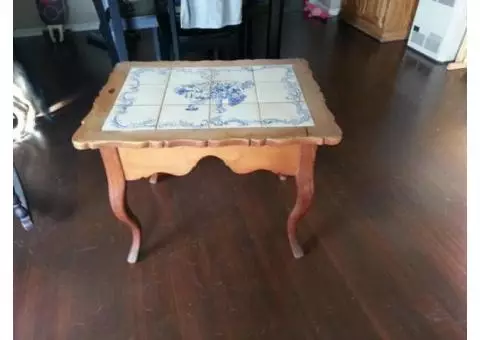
[89,0,284,63]
[154,0,254,61]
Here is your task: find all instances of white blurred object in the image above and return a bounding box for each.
[308,0,341,17]
[13,62,40,143]
[180,0,242,29]
[47,24,65,43]
[13,92,36,143]
[407,0,466,63]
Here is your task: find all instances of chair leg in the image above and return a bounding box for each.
[166,0,180,60]
[107,0,129,61]
[92,0,121,64]
[275,0,285,58]
[152,27,162,60]
[265,0,273,58]
[14,192,34,231]
[13,167,33,231]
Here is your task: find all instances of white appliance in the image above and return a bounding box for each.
[407,0,467,63]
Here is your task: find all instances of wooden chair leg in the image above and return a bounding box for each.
[287,144,317,259]
[100,147,141,263]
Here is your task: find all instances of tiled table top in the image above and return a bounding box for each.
[102,65,315,131]
[72,59,342,149]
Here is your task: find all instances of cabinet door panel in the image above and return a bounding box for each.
[382,0,418,34]
[359,0,389,28]
[342,0,360,18]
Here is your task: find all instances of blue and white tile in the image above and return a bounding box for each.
[259,102,314,127]
[157,104,210,129]
[115,85,166,106]
[256,81,304,103]
[211,67,253,82]
[210,80,257,112]
[163,82,211,106]
[102,105,161,131]
[125,67,171,86]
[209,103,262,128]
[169,67,212,84]
[253,64,298,83]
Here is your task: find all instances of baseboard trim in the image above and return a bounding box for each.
[13,22,99,38]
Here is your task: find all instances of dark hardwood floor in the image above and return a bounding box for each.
[13,13,467,340]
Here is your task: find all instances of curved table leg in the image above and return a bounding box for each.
[100,147,141,264]
[287,144,317,259]
[149,173,159,184]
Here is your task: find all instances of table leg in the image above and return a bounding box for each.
[287,144,317,259]
[100,147,141,264]
[149,173,159,184]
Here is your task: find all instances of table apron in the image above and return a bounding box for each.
[117,145,302,180]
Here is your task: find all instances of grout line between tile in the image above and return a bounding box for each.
[207,69,213,129]
[251,70,263,128]
[154,68,173,129]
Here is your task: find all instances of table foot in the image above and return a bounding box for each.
[288,235,305,259]
[149,173,158,184]
[127,228,140,263]
[100,147,142,264]
[287,144,316,259]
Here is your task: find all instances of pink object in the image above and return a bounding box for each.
[303,0,329,20]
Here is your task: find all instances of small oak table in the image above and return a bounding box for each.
[72,59,342,263]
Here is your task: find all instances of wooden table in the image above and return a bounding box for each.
[72,59,342,263]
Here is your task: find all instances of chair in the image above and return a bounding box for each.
[158,0,285,60]
[90,0,164,64]
[90,0,285,64]
[154,0,253,61]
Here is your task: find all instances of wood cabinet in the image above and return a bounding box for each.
[341,0,418,42]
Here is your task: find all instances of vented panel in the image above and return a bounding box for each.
[424,33,443,53]
[438,0,455,7]
[411,31,426,46]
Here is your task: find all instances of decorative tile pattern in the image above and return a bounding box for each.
[256,82,304,103]
[169,68,211,84]
[164,82,210,106]
[260,102,314,127]
[103,105,161,131]
[252,65,298,82]
[117,85,166,106]
[102,64,314,131]
[210,81,257,113]
[124,67,171,86]
[211,66,254,82]
[157,105,209,129]
[209,103,261,128]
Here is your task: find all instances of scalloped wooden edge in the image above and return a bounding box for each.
[72,59,342,150]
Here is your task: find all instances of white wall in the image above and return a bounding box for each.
[13,0,99,35]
